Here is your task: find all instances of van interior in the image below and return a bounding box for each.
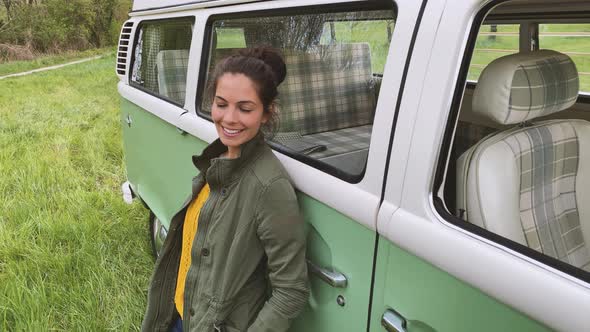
[443,0,590,272]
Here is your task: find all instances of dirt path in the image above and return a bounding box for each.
[0,55,104,80]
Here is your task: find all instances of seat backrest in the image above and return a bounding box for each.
[456,50,590,271]
[278,43,376,135]
[205,44,376,135]
[156,49,189,104]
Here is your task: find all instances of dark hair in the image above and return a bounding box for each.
[209,47,286,135]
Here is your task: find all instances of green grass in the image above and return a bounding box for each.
[540,23,590,33]
[0,55,152,330]
[325,20,393,74]
[215,28,247,49]
[0,47,116,77]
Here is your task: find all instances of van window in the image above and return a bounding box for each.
[130,18,194,105]
[468,24,520,81]
[439,15,590,281]
[215,27,246,49]
[539,24,590,93]
[319,20,394,74]
[198,5,396,181]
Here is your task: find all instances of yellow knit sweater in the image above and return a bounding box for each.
[175,183,210,318]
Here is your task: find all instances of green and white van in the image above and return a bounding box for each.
[117,0,590,330]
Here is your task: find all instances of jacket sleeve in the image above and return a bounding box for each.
[248,178,310,332]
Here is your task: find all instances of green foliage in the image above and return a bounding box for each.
[0,0,131,54]
[0,55,151,330]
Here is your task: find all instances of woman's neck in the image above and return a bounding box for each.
[224,146,240,159]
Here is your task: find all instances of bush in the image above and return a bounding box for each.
[0,0,131,54]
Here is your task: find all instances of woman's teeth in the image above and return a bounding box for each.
[223,127,242,136]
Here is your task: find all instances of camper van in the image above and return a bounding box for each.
[117,0,590,330]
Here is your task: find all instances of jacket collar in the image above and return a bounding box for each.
[192,131,266,188]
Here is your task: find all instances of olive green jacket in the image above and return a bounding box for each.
[141,133,309,332]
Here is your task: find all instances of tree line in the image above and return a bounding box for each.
[0,0,131,60]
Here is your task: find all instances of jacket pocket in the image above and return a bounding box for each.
[222,299,249,332]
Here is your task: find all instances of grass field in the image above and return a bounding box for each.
[0,48,116,77]
[0,55,152,330]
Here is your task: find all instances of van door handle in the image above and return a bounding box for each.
[306,260,347,288]
[382,309,407,332]
[177,110,188,134]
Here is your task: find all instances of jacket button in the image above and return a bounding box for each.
[220,188,227,197]
[189,308,195,316]
[201,248,210,256]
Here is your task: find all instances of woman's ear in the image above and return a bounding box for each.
[262,104,276,124]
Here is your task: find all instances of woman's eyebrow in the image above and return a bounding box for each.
[214,96,257,106]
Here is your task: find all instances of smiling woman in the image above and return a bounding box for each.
[141,47,309,332]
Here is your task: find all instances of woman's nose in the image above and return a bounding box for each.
[224,106,239,122]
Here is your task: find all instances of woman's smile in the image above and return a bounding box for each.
[221,126,244,137]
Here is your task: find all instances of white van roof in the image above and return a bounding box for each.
[130,0,590,16]
[131,0,260,12]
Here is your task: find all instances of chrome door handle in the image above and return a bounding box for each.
[307,260,347,288]
[382,309,407,332]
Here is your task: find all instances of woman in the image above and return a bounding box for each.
[141,47,310,332]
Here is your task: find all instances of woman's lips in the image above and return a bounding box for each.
[222,126,243,137]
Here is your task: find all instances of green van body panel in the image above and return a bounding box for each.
[121,99,375,330]
[120,99,207,227]
[369,237,550,332]
[291,194,375,331]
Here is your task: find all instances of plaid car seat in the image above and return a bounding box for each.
[456,50,590,271]
[273,43,376,170]
[156,49,189,104]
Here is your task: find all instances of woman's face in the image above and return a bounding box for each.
[211,73,268,159]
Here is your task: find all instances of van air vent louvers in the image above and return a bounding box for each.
[116,21,135,78]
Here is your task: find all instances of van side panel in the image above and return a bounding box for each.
[120,98,207,226]
[369,237,550,332]
[291,194,375,332]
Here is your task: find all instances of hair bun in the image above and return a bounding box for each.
[239,47,286,85]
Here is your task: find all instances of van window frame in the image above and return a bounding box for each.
[432,0,590,284]
[194,1,397,183]
[128,16,196,108]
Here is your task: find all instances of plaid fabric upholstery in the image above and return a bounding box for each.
[202,44,377,135]
[157,50,189,104]
[142,25,161,92]
[278,43,376,135]
[508,52,578,123]
[272,125,372,160]
[474,50,579,125]
[502,121,589,270]
[132,20,192,96]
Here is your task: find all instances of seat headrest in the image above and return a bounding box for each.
[472,50,579,125]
